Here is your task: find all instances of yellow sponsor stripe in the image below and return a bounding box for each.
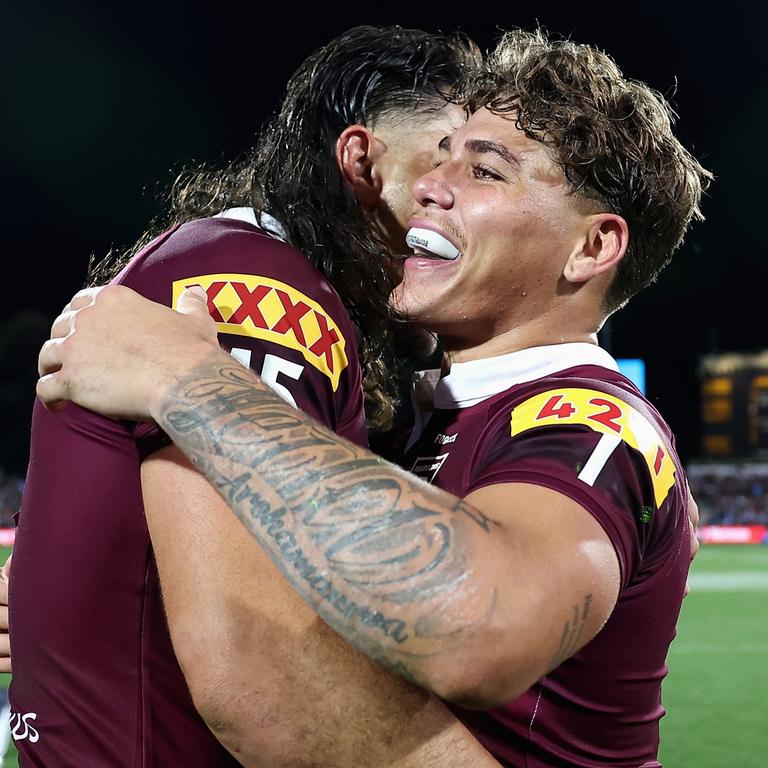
[510,388,675,507]
[172,274,348,391]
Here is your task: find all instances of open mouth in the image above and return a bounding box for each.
[405,227,461,261]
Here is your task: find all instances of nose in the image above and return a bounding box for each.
[412,166,454,210]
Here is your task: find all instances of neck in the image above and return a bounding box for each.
[440,306,599,364]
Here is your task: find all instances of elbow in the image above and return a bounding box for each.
[187,668,296,768]
[184,664,257,759]
[173,636,271,765]
[182,653,320,768]
[424,643,540,711]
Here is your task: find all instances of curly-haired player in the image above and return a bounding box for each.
[38,28,709,766]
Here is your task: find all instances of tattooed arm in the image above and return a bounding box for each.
[38,285,621,708]
[142,447,502,767]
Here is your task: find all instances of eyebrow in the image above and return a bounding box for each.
[438,135,519,167]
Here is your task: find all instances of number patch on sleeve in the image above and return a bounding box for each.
[510,388,675,507]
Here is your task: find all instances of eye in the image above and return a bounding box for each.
[472,164,504,181]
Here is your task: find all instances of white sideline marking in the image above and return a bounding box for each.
[669,644,768,655]
[686,571,768,592]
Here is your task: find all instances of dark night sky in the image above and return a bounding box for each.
[2,1,766,470]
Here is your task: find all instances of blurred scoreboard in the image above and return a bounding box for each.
[700,351,768,458]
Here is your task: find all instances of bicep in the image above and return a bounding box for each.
[464,482,620,693]
[140,446,315,671]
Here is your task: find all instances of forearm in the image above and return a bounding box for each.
[150,349,499,689]
[144,449,501,767]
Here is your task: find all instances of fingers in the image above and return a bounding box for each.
[0,558,8,609]
[687,489,701,564]
[0,555,11,672]
[61,286,102,315]
[177,285,212,323]
[177,285,208,313]
[49,287,103,346]
[684,490,700,599]
[178,286,219,342]
[37,371,70,411]
[50,309,79,341]
[0,620,10,673]
[690,527,700,563]
[38,337,65,377]
[38,337,71,409]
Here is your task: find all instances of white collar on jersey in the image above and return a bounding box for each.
[415,342,619,411]
[214,207,288,242]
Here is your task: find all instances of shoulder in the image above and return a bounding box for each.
[472,367,687,585]
[489,367,672,445]
[117,217,336,300]
[119,217,365,443]
[480,367,678,494]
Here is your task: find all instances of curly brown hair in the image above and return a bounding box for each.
[459,28,712,314]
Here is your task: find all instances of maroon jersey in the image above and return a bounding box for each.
[10,211,366,766]
[401,343,691,768]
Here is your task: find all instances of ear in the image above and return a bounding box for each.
[335,125,384,208]
[563,214,629,284]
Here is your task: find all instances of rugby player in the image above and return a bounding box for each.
[10,25,501,768]
[38,28,711,766]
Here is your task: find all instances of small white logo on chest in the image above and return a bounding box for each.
[410,454,449,483]
[434,433,458,445]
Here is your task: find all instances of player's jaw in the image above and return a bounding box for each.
[388,215,472,331]
[389,107,589,353]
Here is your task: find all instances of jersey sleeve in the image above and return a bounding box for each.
[467,388,681,589]
[113,217,367,458]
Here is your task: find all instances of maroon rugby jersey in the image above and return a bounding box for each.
[401,343,691,768]
[10,210,366,766]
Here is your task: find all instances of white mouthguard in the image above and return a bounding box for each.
[406,227,461,260]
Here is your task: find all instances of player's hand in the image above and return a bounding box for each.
[0,554,11,673]
[684,489,700,597]
[37,285,220,421]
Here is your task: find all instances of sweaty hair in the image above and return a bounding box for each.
[92,26,481,429]
[458,28,712,314]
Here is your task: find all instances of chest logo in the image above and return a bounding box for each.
[410,453,450,484]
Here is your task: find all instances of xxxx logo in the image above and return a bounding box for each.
[173,274,348,390]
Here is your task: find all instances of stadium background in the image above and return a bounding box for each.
[2,1,766,765]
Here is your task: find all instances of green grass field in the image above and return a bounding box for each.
[658,544,768,767]
[0,544,766,767]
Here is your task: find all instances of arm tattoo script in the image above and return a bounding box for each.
[155,355,497,683]
[547,593,593,671]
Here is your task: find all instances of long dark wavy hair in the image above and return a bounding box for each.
[91,25,481,429]
[458,28,712,315]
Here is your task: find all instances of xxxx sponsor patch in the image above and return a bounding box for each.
[173,274,348,390]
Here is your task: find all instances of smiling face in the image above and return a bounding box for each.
[390,107,596,352]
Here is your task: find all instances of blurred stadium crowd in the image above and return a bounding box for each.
[2,463,768,530]
[0,473,21,530]
[687,463,768,526]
